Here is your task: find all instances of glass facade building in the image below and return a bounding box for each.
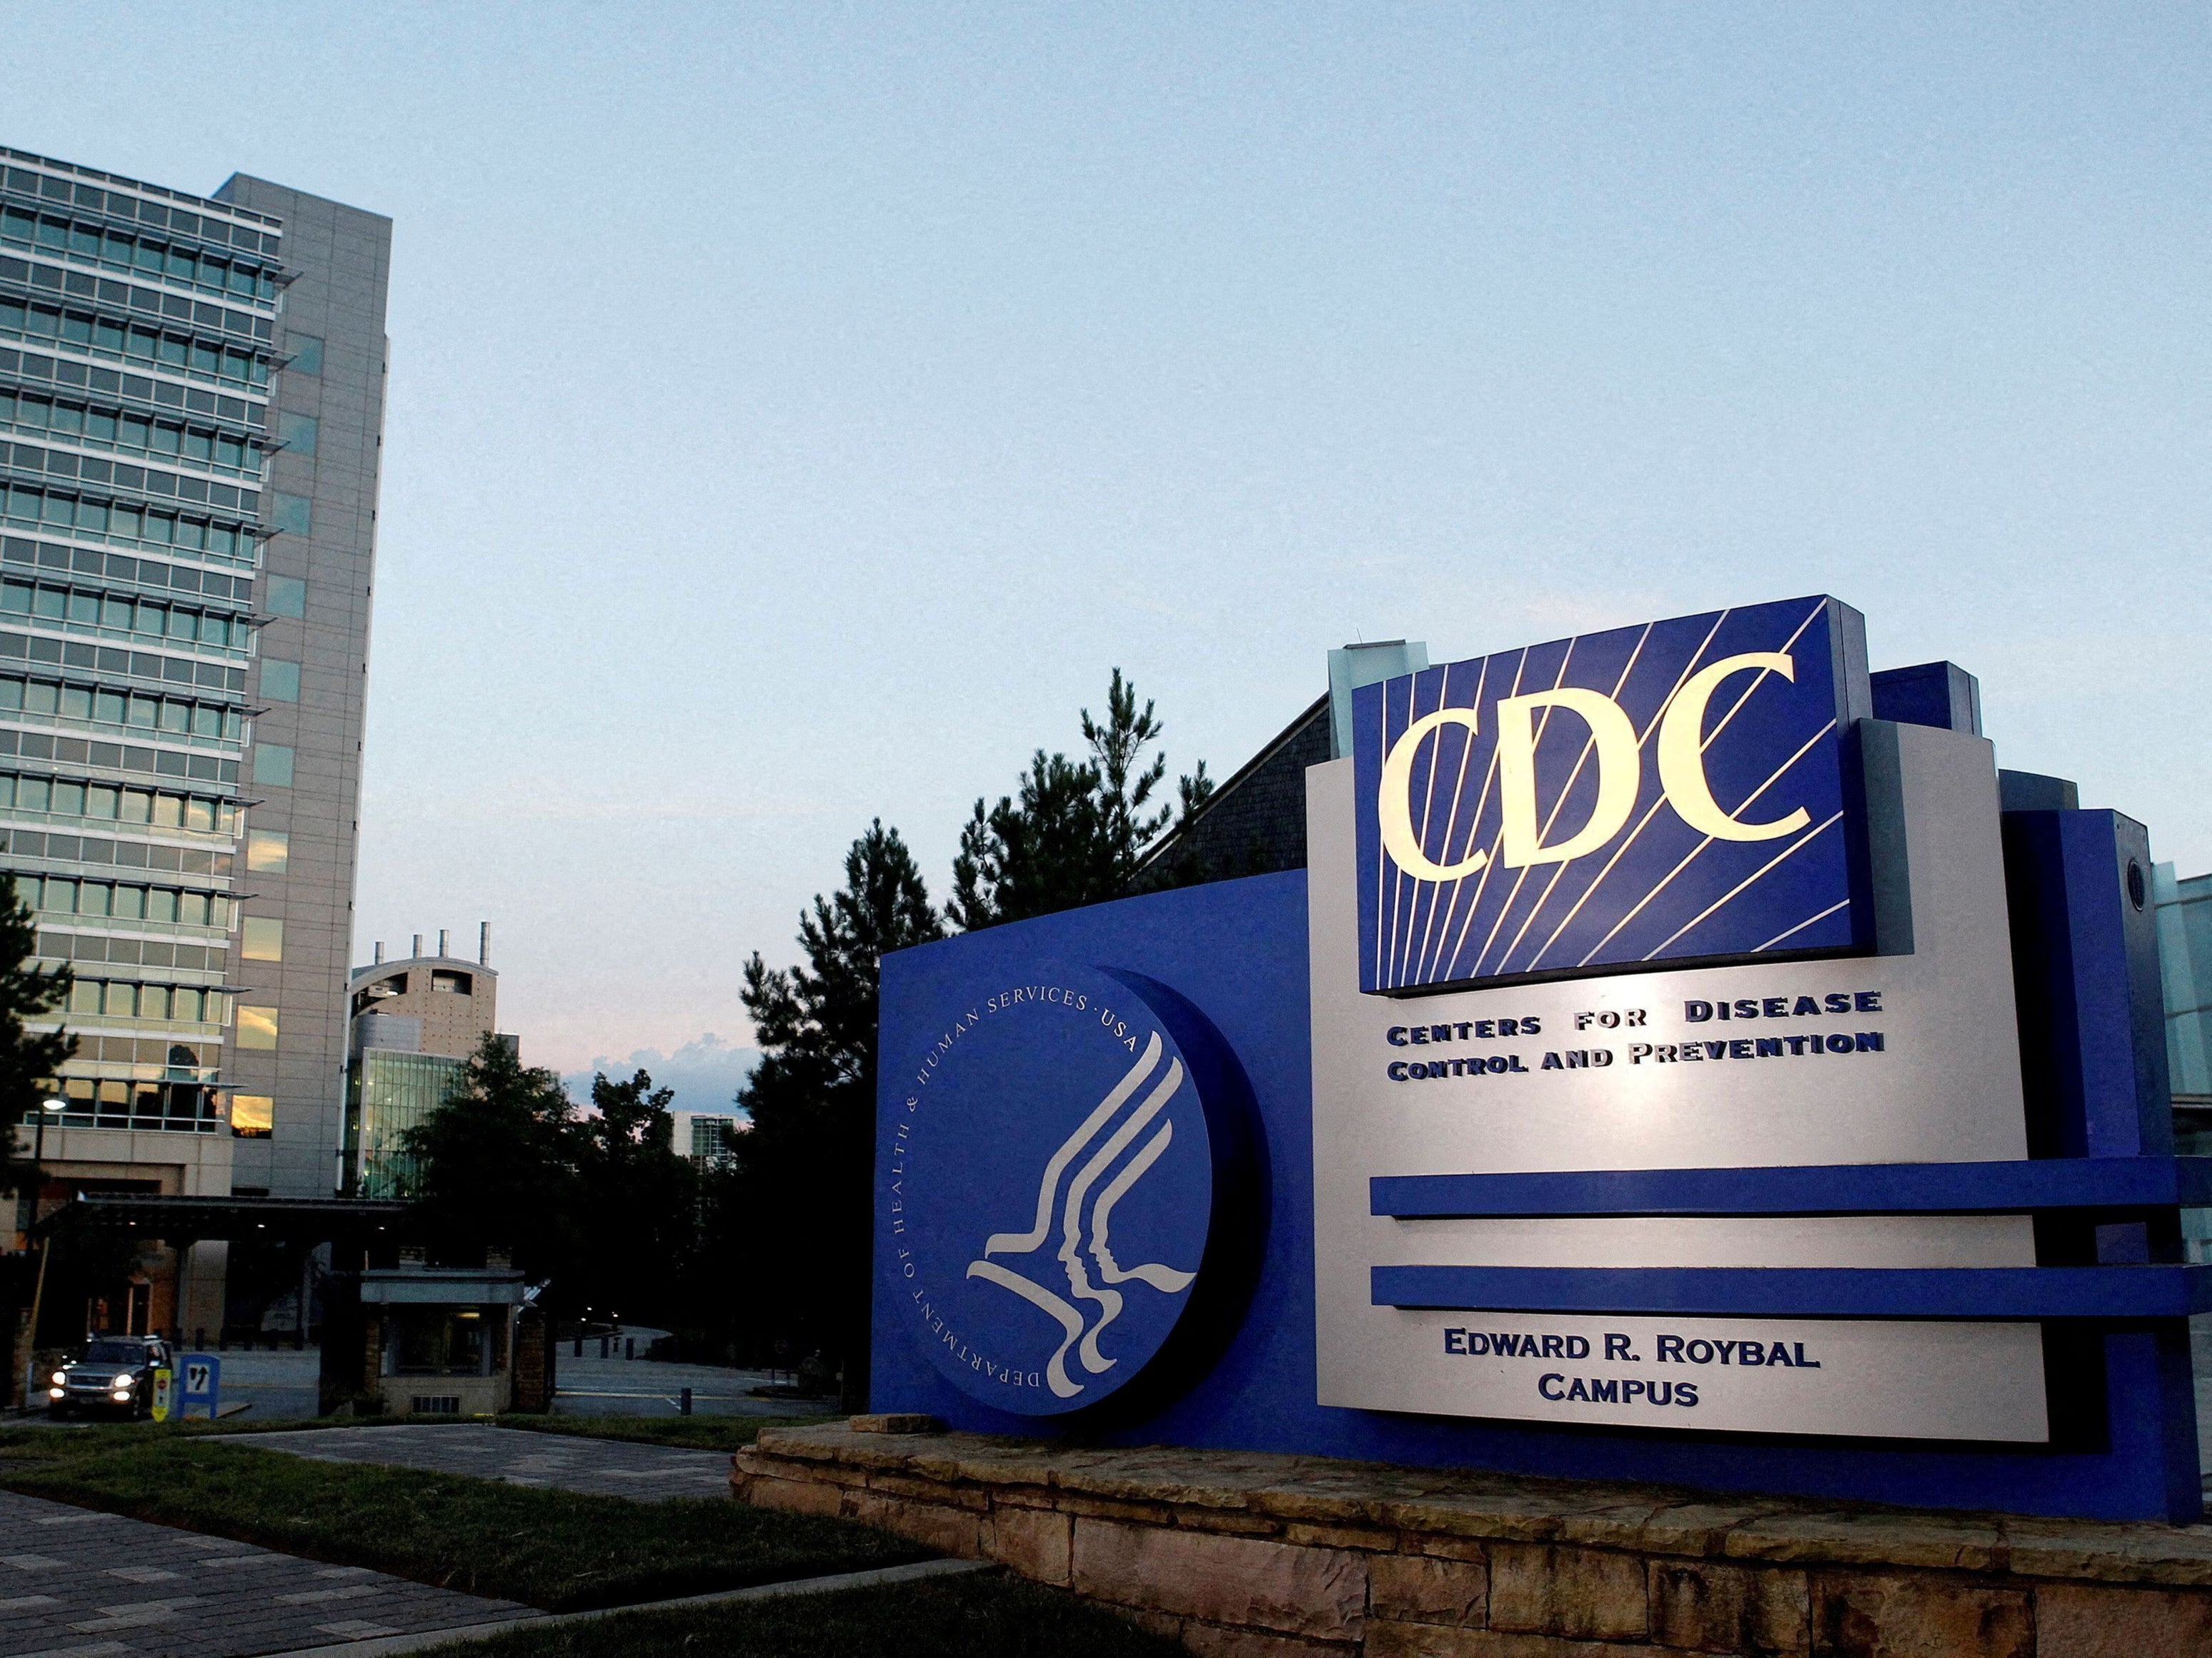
[2156,863,2212,1265]
[2158,863,2211,1110]
[349,1048,464,1200]
[0,147,387,1198]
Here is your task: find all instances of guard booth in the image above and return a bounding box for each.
[357,1256,528,1416]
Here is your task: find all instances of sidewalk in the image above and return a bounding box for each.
[0,1488,527,1658]
[233,1425,732,1499]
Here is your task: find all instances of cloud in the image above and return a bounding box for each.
[565,1032,762,1119]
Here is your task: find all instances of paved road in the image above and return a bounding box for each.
[60,1349,827,1425]
[0,1488,527,1658]
[234,1425,734,1500]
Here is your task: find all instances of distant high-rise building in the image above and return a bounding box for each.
[0,145,387,1236]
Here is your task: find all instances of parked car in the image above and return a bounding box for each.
[49,1336,172,1419]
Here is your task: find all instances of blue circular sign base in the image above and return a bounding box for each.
[884,963,1258,1418]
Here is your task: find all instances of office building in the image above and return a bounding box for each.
[0,146,386,1309]
[672,1109,743,1168]
[345,927,501,1198]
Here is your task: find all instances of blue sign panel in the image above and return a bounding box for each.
[178,1352,219,1420]
[1352,595,1870,993]
[882,963,1246,1417]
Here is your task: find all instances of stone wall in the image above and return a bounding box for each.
[734,1424,2212,1657]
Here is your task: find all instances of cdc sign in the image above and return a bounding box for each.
[874,595,2202,1522]
[1352,596,1868,993]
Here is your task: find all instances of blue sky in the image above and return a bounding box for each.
[11,5,2208,1099]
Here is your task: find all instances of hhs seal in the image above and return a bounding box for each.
[885,963,1252,1417]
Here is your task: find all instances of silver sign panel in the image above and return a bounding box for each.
[1307,720,2049,1443]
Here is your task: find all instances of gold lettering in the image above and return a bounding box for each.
[1496,688,1640,867]
[1656,652,1811,842]
[1378,706,1488,880]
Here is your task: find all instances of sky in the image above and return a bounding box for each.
[9,5,2208,1103]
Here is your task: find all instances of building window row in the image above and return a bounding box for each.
[44,1073,222,1136]
[0,675,245,741]
[0,211,279,303]
[1,479,259,558]
[27,874,232,928]
[0,292,270,386]
[3,579,249,647]
[3,451,264,527]
[0,729,239,788]
[55,1033,216,1070]
[0,637,246,711]
[1,347,264,430]
[1,167,281,255]
[35,928,229,970]
[0,256,271,351]
[4,390,262,470]
[66,978,229,1023]
[4,536,251,605]
[0,771,241,833]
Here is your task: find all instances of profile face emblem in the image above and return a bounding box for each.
[885,965,1240,1416]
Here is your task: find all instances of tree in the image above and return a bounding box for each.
[1083,667,1173,887]
[401,1035,584,1295]
[572,1069,695,1326]
[724,820,943,1405]
[946,669,1210,928]
[945,750,1110,930]
[0,873,75,1198]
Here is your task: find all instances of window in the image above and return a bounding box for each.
[430,970,474,996]
[259,660,299,703]
[265,576,306,618]
[246,829,289,873]
[277,411,319,457]
[235,1006,278,1050]
[271,493,312,536]
[241,917,283,962]
[285,334,324,377]
[230,1093,272,1138]
[254,744,294,788]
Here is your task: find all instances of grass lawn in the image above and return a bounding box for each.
[483,1411,840,1453]
[0,1422,927,1609]
[424,1572,1184,1658]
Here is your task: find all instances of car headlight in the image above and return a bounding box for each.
[47,1386,62,1399]
[50,1370,66,1386]
[111,1389,131,1402]
[111,1373,134,1389]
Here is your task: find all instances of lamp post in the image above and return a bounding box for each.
[18,1096,62,1414]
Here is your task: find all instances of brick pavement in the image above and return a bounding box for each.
[231,1425,731,1499]
[0,1489,529,1658]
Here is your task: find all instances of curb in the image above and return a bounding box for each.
[254,1557,997,1657]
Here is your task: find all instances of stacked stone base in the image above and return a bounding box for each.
[734,1424,2212,1657]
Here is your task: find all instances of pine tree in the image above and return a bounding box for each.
[727,820,943,1406]
[947,669,1205,928]
[0,873,76,1197]
[945,750,1109,930]
[1082,667,1172,888]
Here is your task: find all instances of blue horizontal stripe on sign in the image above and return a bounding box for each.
[1371,1264,2212,1320]
[1370,1158,2212,1219]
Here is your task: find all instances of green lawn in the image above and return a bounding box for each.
[0,1424,927,1610]
[422,1573,1184,1658]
